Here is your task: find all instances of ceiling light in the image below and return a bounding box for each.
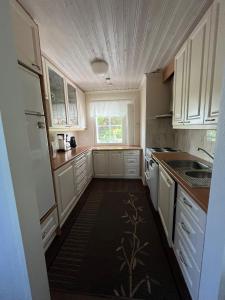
[91,59,108,76]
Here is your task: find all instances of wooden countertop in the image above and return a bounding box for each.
[152,152,211,213]
[52,145,142,170]
[52,146,91,170]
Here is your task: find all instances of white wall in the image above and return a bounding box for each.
[77,89,140,146]
[174,129,216,162]
[0,1,50,299]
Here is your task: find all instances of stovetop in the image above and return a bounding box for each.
[145,147,179,158]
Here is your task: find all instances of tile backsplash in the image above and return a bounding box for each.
[175,129,217,162]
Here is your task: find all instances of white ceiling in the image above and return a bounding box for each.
[20,0,212,91]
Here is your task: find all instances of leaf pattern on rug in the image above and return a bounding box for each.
[114,193,160,299]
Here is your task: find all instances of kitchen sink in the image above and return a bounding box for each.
[166,160,209,170]
[164,159,212,188]
[185,171,212,179]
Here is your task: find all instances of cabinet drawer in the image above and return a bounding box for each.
[75,156,86,168]
[177,186,206,230]
[124,167,139,177]
[75,169,87,185]
[41,208,58,252]
[77,176,87,193]
[124,150,140,157]
[124,156,139,166]
[176,199,205,268]
[74,162,86,176]
[174,229,201,300]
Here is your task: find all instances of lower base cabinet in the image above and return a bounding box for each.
[41,208,58,252]
[54,150,93,228]
[173,186,206,300]
[93,150,141,178]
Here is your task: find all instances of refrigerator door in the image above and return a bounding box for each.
[18,65,44,115]
[25,114,55,218]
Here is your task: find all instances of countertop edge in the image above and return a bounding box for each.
[152,153,209,213]
[52,145,142,171]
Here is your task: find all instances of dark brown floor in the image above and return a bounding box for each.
[47,179,191,300]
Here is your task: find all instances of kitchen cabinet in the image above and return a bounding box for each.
[204,0,225,125]
[173,43,187,126]
[173,0,225,128]
[93,149,141,178]
[10,0,42,74]
[77,87,87,129]
[54,161,76,225]
[93,151,109,177]
[109,151,124,177]
[185,9,210,125]
[41,208,58,252]
[158,166,175,247]
[87,150,93,180]
[174,186,206,300]
[43,57,87,130]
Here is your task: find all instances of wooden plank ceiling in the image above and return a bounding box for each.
[20,0,212,91]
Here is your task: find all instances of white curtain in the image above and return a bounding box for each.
[90,99,135,144]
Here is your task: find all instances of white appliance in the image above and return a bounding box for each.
[145,147,178,211]
[18,65,55,219]
[158,165,175,247]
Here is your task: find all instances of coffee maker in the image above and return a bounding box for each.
[57,134,71,151]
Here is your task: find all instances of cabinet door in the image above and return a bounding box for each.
[77,88,87,129]
[93,151,108,177]
[185,10,211,124]
[109,151,124,177]
[66,82,79,127]
[55,164,75,222]
[47,64,67,127]
[10,0,42,74]
[204,0,225,125]
[158,167,175,247]
[173,43,188,126]
[87,151,93,179]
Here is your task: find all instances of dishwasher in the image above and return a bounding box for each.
[158,165,175,247]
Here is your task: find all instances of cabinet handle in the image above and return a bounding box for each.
[37,121,45,129]
[183,121,190,124]
[32,63,40,70]
[205,118,215,122]
[179,250,188,268]
[183,197,192,208]
[178,121,183,124]
[181,222,190,235]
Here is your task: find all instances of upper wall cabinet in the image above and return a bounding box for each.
[10,0,42,74]
[43,57,87,130]
[173,0,225,129]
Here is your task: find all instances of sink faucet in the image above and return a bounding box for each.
[197,147,214,160]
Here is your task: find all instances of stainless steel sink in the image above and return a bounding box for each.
[165,159,212,188]
[166,160,209,170]
[185,171,212,179]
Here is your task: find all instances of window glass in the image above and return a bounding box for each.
[96,116,123,144]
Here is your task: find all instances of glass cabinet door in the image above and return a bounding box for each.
[48,67,67,126]
[67,83,78,126]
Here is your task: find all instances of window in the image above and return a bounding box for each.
[90,99,135,145]
[96,116,123,144]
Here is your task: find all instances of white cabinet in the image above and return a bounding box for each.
[74,152,88,195]
[87,150,93,180]
[185,9,210,125]
[173,0,225,128]
[41,208,58,252]
[54,161,76,225]
[173,43,188,126]
[10,0,42,74]
[174,186,206,300]
[93,150,141,178]
[204,0,225,125]
[158,166,175,247]
[77,88,87,129]
[109,151,124,177]
[43,57,87,130]
[93,151,109,177]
